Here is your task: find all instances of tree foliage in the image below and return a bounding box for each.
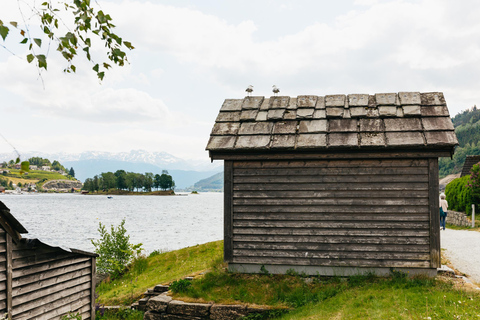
[82,169,175,192]
[0,0,134,80]
[91,219,143,276]
[439,106,480,178]
[445,175,472,214]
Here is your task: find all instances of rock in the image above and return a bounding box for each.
[146,294,173,313]
[210,304,249,320]
[167,300,211,317]
[154,285,170,293]
[144,311,163,320]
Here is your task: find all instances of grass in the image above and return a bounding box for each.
[3,169,73,186]
[95,240,223,305]
[95,308,144,320]
[97,242,480,319]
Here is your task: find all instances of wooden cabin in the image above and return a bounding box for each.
[0,201,97,319]
[206,92,458,276]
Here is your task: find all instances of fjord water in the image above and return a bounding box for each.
[0,193,223,254]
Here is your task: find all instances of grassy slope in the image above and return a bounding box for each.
[98,241,480,320]
[3,169,72,185]
[96,240,223,305]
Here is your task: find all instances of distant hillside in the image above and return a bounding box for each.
[193,172,223,191]
[439,106,480,177]
[63,159,221,189]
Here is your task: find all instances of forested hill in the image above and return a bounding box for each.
[439,106,480,177]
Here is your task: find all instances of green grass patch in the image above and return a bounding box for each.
[95,308,144,320]
[96,240,223,305]
[174,268,480,319]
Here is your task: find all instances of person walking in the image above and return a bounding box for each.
[440,193,448,230]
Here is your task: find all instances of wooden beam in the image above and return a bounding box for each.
[224,161,234,263]
[6,234,12,320]
[428,158,440,268]
[91,257,96,320]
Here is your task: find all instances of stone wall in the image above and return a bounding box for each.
[446,210,471,227]
[143,291,271,320]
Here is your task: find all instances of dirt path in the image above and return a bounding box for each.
[441,228,480,285]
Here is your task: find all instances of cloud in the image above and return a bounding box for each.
[105,0,480,110]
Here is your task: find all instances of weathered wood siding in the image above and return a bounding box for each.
[230,158,437,269]
[0,235,95,320]
[10,241,94,320]
[0,229,7,315]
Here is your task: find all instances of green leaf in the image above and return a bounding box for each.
[36,54,47,69]
[20,161,30,172]
[123,41,134,50]
[26,54,34,63]
[98,71,105,81]
[103,63,111,69]
[0,25,9,41]
[20,38,28,44]
[33,38,42,47]
[71,65,76,73]
[93,63,99,72]
[10,21,18,28]
[15,157,20,164]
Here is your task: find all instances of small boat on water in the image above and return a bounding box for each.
[107,196,113,199]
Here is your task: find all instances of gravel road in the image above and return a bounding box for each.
[440,228,480,284]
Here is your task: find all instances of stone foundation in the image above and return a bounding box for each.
[446,210,471,227]
[143,292,270,320]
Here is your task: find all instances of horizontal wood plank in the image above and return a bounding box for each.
[13,256,90,279]
[234,213,429,222]
[234,175,429,184]
[233,242,430,253]
[233,249,430,261]
[233,234,429,245]
[234,167,427,176]
[13,267,92,297]
[231,256,431,268]
[234,205,429,214]
[233,198,429,206]
[233,159,429,168]
[233,220,429,229]
[14,290,90,320]
[13,274,91,308]
[13,260,91,289]
[233,190,427,199]
[234,182,429,191]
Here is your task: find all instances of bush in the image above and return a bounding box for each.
[91,219,143,277]
[170,279,192,293]
[446,175,471,213]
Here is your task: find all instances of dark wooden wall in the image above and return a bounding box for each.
[225,158,440,270]
[0,232,95,320]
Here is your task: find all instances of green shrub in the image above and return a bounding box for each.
[170,279,192,293]
[91,219,143,277]
[446,175,473,214]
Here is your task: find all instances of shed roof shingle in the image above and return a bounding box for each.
[206,92,458,153]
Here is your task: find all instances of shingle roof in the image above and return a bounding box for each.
[460,155,480,177]
[206,92,458,153]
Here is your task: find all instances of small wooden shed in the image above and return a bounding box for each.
[0,201,97,319]
[206,92,458,276]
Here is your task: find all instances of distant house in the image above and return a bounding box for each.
[460,155,480,177]
[207,92,458,277]
[13,164,21,169]
[41,166,51,171]
[29,165,38,170]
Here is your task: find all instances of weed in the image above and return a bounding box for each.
[61,312,81,320]
[170,279,192,293]
[260,265,269,275]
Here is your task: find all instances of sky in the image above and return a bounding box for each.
[1,0,480,163]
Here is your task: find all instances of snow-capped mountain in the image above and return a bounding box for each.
[0,150,219,171]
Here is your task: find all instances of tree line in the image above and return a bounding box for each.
[82,170,175,193]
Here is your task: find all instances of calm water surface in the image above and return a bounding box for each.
[0,193,223,254]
